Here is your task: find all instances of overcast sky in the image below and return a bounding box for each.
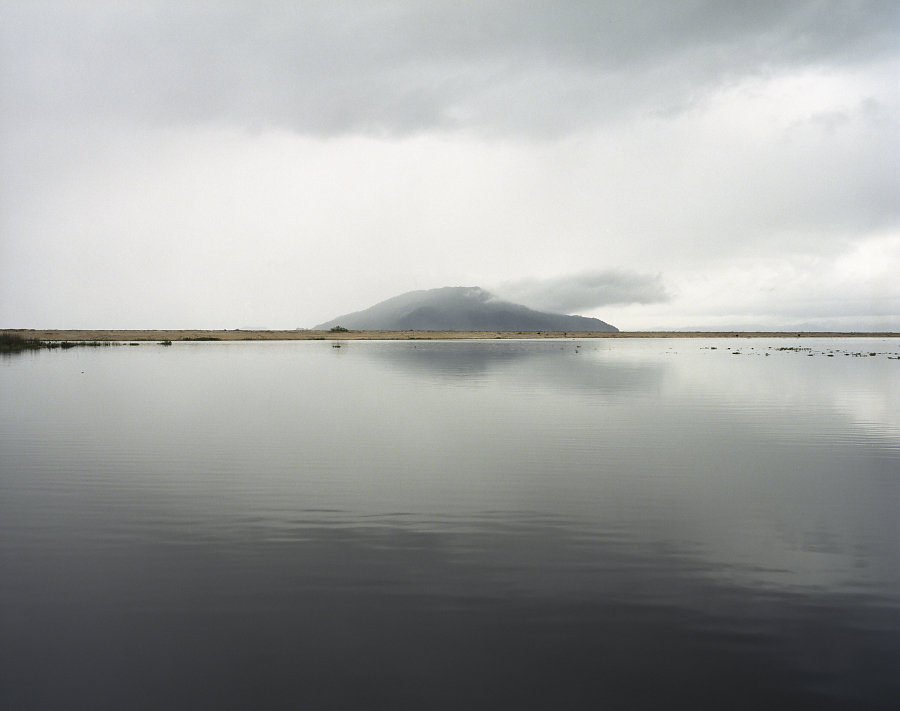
[2,1,898,330]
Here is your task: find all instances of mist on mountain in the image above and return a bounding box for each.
[314,287,618,332]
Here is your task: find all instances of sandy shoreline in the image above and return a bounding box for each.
[4,328,898,342]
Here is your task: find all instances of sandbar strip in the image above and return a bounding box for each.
[3,329,898,342]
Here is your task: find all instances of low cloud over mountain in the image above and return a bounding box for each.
[315,287,618,332]
[495,270,669,313]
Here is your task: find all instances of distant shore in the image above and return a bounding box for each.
[4,329,899,342]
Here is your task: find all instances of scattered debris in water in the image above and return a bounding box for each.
[697,342,899,359]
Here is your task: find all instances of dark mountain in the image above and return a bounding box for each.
[314,286,618,332]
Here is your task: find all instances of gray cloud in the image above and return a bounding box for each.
[2,1,897,136]
[1,1,898,330]
[495,271,670,314]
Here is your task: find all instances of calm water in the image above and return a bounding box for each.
[1,338,898,709]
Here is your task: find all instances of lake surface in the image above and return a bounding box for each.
[1,338,898,709]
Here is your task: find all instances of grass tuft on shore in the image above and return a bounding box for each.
[1,333,120,353]
[0,333,43,352]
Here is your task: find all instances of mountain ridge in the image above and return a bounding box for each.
[314,286,618,332]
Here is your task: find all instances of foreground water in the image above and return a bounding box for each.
[1,338,898,709]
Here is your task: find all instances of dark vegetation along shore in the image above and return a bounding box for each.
[1,333,123,353]
[3,329,899,348]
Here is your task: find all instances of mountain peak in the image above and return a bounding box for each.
[315,286,618,332]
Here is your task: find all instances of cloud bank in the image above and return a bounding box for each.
[0,1,898,329]
[495,271,669,314]
[3,1,898,137]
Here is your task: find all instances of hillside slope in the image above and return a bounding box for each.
[315,287,618,332]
